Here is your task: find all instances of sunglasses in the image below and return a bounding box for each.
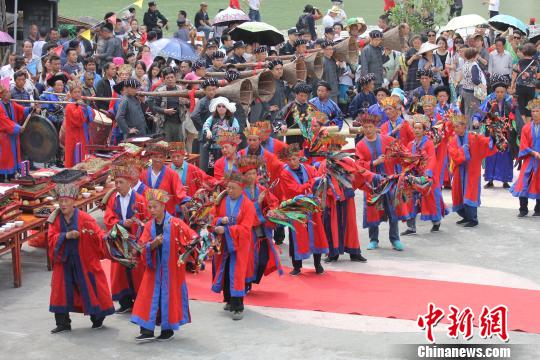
[514,36,521,40]
[428,34,436,37]
[217,104,226,109]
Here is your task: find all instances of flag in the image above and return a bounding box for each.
[107,14,117,24]
[133,0,144,9]
[80,29,92,42]
[54,45,63,56]
[141,51,153,68]
[27,60,38,77]
[229,0,240,9]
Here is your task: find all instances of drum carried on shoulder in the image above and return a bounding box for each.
[59,109,113,147]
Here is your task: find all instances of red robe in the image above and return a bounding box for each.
[380,117,414,147]
[238,146,284,198]
[131,213,197,331]
[279,164,328,260]
[244,184,283,283]
[262,137,288,155]
[213,156,238,181]
[511,122,540,199]
[48,209,114,317]
[433,119,454,189]
[140,165,188,215]
[169,161,218,197]
[405,136,448,222]
[448,132,497,211]
[355,134,405,226]
[211,194,255,297]
[64,103,95,168]
[318,158,373,256]
[0,102,28,175]
[103,190,149,301]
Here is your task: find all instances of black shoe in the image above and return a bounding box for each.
[456,219,469,225]
[464,221,479,228]
[232,310,244,320]
[55,161,65,168]
[91,319,104,330]
[484,181,494,189]
[274,240,283,245]
[156,331,174,341]
[503,182,510,189]
[315,265,325,274]
[532,212,540,217]
[289,268,301,276]
[517,212,528,218]
[430,224,440,232]
[350,254,367,263]
[115,304,132,314]
[51,325,71,334]
[135,333,155,342]
[223,303,232,311]
[400,229,416,236]
[324,255,338,263]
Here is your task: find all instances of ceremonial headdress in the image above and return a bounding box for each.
[527,98,540,110]
[321,133,347,151]
[54,182,80,199]
[411,114,431,130]
[225,69,240,82]
[168,141,186,155]
[293,81,312,94]
[358,73,375,87]
[380,96,400,109]
[310,111,328,125]
[254,45,268,54]
[145,142,169,157]
[237,155,264,174]
[369,30,383,39]
[420,95,437,107]
[358,113,379,125]
[145,188,170,204]
[192,59,207,71]
[216,130,241,147]
[47,72,68,87]
[243,124,263,138]
[110,154,142,180]
[434,86,451,97]
[417,68,434,79]
[450,114,468,125]
[489,73,510,90]
[211,51,225,60]
[201,77,219,88]
[254,121,273,136]
[294,39,308,47]
[224,171,245,185]
[278,143,302,160]
[268,59,283,70]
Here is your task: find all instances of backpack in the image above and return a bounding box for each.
[296,14,310,31]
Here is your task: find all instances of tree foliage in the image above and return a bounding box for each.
[389,0,452,33]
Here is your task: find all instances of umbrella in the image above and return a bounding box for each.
[489,14,529,35]
[0,31,15,46]
[229,22,285,46]
[529,25,540,43]
[441,14,487,31]
[151,38,197,61]
[213,7,250,26]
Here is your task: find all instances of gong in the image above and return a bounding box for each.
[20,115,59,163]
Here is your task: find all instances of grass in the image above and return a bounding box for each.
[59,0,540,34]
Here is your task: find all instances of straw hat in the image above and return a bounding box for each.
[416,42,440,56]
[345,17,367,35]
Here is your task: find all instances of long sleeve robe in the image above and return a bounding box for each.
[140,165,189,215]
[64,103,95,168]
[0,102,29,175]
[511,122,540,199]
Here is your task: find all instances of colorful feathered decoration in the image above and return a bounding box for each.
[104,224,142,268]
[367,140,431,208]
[267,195,322,231]
[485,101,511,152]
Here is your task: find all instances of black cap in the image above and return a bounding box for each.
[294,81,312,94]
[206,39,218,48]
[253,45,267,54]
[202,78,219,88]
[288,28,300,35]
[369,30,383,39]
[324,27,334,34]
[211,51,225,60]
[268,59,283,69]
[294,39,308,47]
[232,41,246,50]
[47,72,68,87]
[320,40,333,48]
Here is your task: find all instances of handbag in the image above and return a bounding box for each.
[473,64,487,101]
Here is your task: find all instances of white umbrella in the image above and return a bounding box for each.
[213,7,250,26]
[441,14,487,31]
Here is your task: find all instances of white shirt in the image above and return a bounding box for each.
[247,0,260,10]
[488,0,499,11]
[0,64,14,79]
[322,15,335,29]
[116,190,133,221]
[132,180,143,193]
[150,169,161,188]
[32,40,46,57]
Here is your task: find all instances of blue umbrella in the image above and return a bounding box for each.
[489,14,529,35]
[156,38,198,61]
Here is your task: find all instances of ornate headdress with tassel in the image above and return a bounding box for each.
[145,142,169,157]
[145,188,170,204]
[450,114,468,125]
[527,98,540,110]
[224,171,245,184]
[358,113,380,125]
[420,95,437,107]
[411,114,432,130]
[243,125,263,138]
[216,130,241,147]
[54,183,80,199]
[321,133,347,151]
[168,141,186,155]
[237,155,264,174]
[380,96,400,109]
[278,143,302,160]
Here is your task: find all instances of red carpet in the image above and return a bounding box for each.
[101,260,540,334]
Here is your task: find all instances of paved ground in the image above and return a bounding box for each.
[1,175,539,359]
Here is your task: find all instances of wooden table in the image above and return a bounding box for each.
[0,214,48,288]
